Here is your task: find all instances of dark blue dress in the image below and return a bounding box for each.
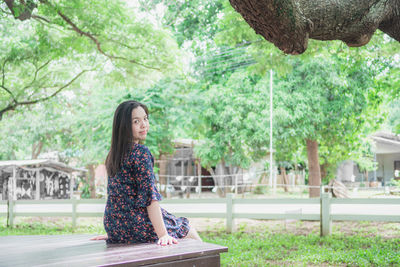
[103,144,190,244]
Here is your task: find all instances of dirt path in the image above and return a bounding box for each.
[188,218,400,239]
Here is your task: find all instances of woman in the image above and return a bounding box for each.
[92,100,201,245]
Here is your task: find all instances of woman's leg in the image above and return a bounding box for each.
[184,225,202,241]
[90,234,108,240]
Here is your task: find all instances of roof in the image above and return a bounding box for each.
[173,138,203,148]
[371,132,400,154]
[0,159,86,173]
[372,131,400,142]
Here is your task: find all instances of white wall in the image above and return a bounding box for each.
[336,160,356,182]
[375,153,400,183]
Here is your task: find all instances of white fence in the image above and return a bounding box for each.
[1,193,400,236]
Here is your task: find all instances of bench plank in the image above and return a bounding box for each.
[0,234,227,267]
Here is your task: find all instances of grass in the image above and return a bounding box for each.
[0,217,105,236]
[202,231,400,266]
[1,217,399,266]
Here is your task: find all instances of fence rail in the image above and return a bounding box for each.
[1,194,399,236]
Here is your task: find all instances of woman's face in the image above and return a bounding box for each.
[131,106,149,144]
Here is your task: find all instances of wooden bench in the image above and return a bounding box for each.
[0,234,228,266]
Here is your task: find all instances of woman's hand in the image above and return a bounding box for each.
[157,234,178,246]
[147,201,178,246]
[90,234,108,240]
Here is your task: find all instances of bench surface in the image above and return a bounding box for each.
[0,234,228,267]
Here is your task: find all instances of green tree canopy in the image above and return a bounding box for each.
[0,0,181,119]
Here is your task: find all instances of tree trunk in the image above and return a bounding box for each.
[320,162,328,181]
[280,167,289,192]
[306,139,321,197]
[87,164,96,199]
[3,0,36,21]
[215,159,227,197]
[186,157,193,198]
[31,141,43,159]
[229,0,400,54]
[208,159,239,198]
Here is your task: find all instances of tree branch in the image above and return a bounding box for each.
[31,14,51,23]
[55,11,161,71]
[100,36,141,50]
[32,140,43,159]
[4,0,163,70]
[22,59,51,90]
[32,14,72,35]
[0,69,93,120]
[207,167,216,177]
[3,0,15,15]
[0,85,17,103]
[1,58,8,87]
[3,0,37,20]
[25,69,92,103]
[0,58,18,103]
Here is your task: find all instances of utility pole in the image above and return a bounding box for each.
[269,69,276,193]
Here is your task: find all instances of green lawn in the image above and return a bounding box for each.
[1,217,399,266]
[202,230,400,266]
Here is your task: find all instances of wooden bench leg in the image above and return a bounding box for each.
[142,255,221,267]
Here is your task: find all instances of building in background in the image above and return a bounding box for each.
[94,138,272,198]
[336,132,400,186]
[0,159,86,200]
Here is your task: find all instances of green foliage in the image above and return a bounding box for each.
[387,178,400,187]
[78,180,91,199]
[62,76,194,164]
[0,0,182,120]
[195,70,269,169]
[0,0,187,169]
[192,48,389,180]
[211,5,398,179]
[117,76,195,158]
[0,95,74,160]
[273,55,385,179]
[139,0,224,53]
[1,0,399,190]
[214,2,259,46]
[253,185,268,195]
[32,0,180,73]
[386,99,400,134]
[193,1,398,182]
[0,72,190,167]
[0,10,94,118]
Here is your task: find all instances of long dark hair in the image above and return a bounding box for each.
[105,100,149,177]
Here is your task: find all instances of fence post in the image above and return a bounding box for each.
[72,198,77,228]
[8,200,14,228]
[226,193,234,233]
[320,192,331,236]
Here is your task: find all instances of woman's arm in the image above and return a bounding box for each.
[147,200,178,246]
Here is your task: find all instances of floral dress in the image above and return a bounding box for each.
[103,144,190,244]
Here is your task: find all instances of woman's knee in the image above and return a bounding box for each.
[185,226,202,241]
